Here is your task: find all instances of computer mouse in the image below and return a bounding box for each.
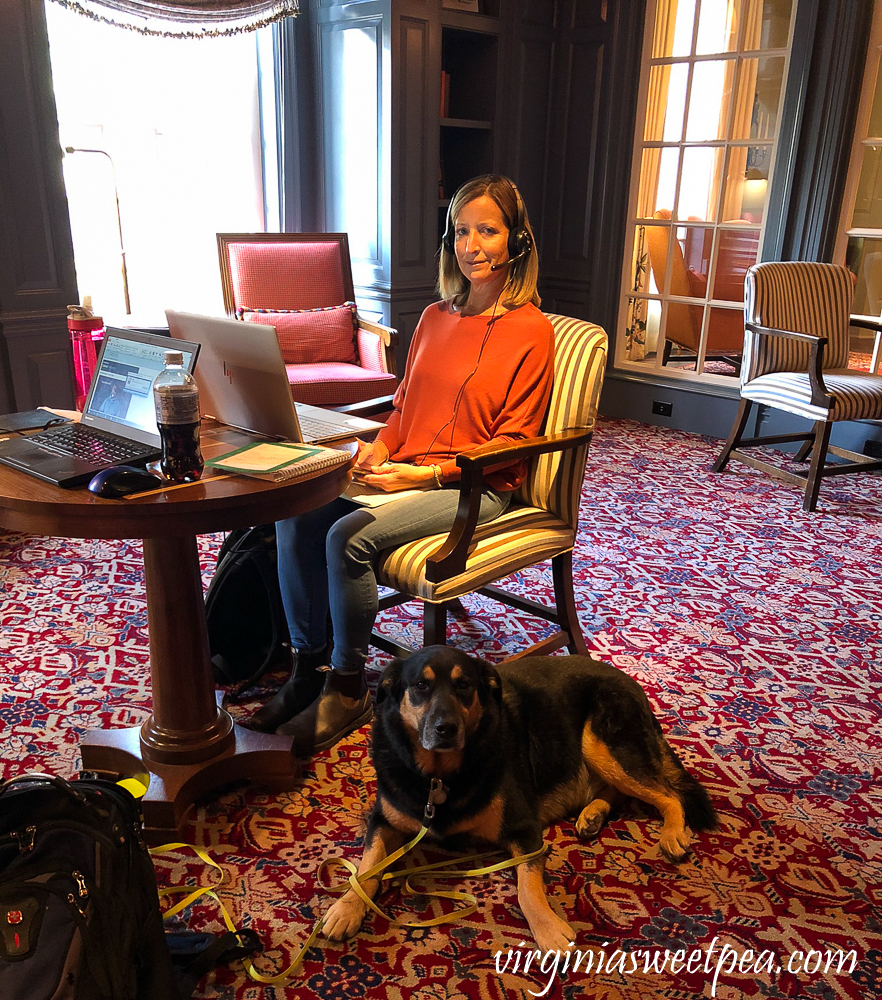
[87,465,164,499]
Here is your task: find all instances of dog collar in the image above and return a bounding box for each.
[423,777,449,821]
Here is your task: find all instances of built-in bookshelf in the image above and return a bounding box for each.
[437,14,500,240]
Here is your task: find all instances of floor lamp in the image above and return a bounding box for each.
[63,146,131,315]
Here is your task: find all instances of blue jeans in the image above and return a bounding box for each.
[275,486,510,673]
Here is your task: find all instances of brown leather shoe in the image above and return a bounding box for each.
[276,667,372,754]
[247,647,327,732]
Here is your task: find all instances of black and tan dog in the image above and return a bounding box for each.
[322,646,717,953]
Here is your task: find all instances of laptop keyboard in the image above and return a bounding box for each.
[297,414,347,441]
[34,423,152,465]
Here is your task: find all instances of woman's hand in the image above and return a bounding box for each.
[356,462,436,492]
[354,438,389,470]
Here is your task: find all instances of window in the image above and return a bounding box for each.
[45,3,274,327]
[837,0,882,374]
[618,0,795,382]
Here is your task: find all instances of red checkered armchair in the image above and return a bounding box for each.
[217,233,398,410]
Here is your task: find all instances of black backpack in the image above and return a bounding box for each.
[0,773,260,1000]
[204,524,290,696]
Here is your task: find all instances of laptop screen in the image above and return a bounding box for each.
[80,328,199,447]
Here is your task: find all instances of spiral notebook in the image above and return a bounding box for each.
[205,441,350,482]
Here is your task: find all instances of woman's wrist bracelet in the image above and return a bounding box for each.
[431,465,443,489]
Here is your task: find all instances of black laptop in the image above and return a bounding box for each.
[0,328,199,487]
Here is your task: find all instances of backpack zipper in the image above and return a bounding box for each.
[73,870,89,900]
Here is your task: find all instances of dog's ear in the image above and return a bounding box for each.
[478,659,503,705]
[376,657,405,705]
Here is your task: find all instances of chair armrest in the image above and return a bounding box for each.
[332,395,395,419]
[356,317,399,376]
[357,316,398,348]
[850,314,882,333]
[425,426,594,584]
[746,321,826,345]
[745,322,832,409]
[456,426,595,472]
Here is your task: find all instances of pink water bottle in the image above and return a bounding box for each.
[68,301,105,410]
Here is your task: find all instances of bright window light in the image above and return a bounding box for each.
[46,3,271,326]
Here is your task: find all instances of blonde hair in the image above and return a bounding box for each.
[437,174,540,310]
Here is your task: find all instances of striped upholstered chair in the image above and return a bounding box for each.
[713,261,882,512]
[371,314,608,659]
[217,233,397,411]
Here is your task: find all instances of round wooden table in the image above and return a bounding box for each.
[0,424,353,841]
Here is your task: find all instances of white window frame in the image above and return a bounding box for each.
[615,0,796,387]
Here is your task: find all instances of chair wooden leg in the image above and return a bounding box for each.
[712,398,752,473]
[794,437,814,463]
[423,602,448,646]
[803,421,832,512]
[552,552,589,656]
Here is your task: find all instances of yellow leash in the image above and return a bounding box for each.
[148,779,547,985]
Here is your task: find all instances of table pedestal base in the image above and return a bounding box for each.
[81,721,299,844]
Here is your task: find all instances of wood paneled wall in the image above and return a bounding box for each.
[304,0,644,368]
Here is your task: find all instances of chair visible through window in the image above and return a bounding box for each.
[370,314,608,659]
[713,261,882,511]
[217,233,398,412]
[645,209,757,374]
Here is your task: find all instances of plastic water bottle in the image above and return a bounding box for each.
[153,350,204,482]
[67,301,105,411]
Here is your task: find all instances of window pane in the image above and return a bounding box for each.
[646,223,708,304]
[746,0,793,51]
[711,227,760,300]
[645,63,689,141]
[845,238,882,372]
[705,306,745,362]
[721,146,769,222]
[686,60,734,141]
[681,225,713,288]
[630,225,653,294]
[846,236,882,316]
[850,146,882,230]
[637,147,680,217]
[662,296,704,354]
[644,222,676,296]
[678,146,721,221]
[696,0,739,55]
[732,56,785,140]
[869,67,882,140]
[652,0,697,58]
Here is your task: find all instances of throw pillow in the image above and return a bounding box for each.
[238,303,358,366]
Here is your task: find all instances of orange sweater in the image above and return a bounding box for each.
[376,300,554,491]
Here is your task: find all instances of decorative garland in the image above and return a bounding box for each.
[47,0,298,39]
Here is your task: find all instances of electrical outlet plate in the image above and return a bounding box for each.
[652,400,673,417]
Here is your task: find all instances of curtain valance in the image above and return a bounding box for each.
[48,0,299,38]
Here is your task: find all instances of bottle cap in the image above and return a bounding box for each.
[164,350,184,366]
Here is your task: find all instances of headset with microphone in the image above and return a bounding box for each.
[489,246,531,271]
[441,176,533,273]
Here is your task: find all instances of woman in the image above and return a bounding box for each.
[249,174,554,754]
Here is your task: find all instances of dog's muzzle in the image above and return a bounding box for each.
[419,705,464,751]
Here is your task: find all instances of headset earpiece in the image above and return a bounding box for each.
[507,181,533,263]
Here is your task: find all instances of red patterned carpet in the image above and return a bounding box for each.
[2,417,881,1000]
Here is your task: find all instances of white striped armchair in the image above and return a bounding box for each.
[371,314,608,660]
[713,261,882,511]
